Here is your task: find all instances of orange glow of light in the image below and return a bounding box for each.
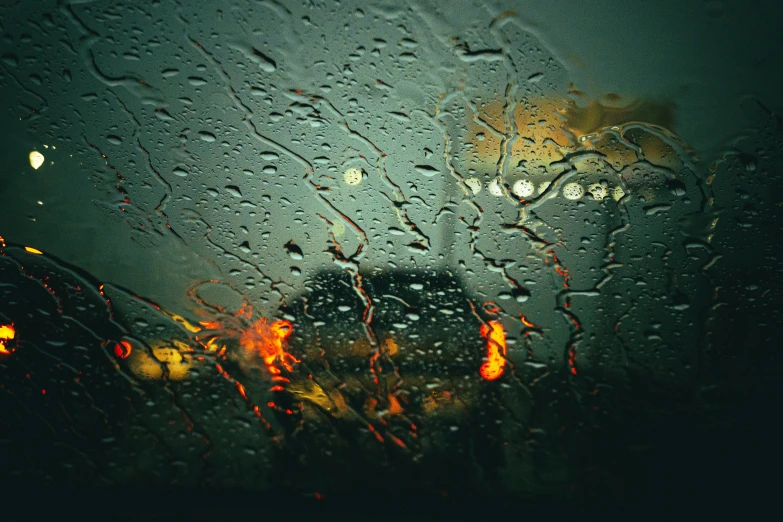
[520,315,536,328]
[483,302,501,314]
[201,337,222,352]
[199,320,223,330]
[0,324,16,354]
[479,320,507,381]
[239,317,298,374]
[384,338,398,356]
[568,345,577,375]
[387,393,404,415]
[113,340,132,359]
[367,423,385,443]
[236,381,248,400]
[388,433,407,449]
[24,246,43,255]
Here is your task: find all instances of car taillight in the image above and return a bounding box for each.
[479,320,506,381]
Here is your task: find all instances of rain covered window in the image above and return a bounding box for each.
[1,0,781,513]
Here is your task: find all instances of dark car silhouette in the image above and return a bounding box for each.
[248,267,511,495]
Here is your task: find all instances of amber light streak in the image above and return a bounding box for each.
[479,320,507,380]
[0,324,16,354]
[239,317,298,375]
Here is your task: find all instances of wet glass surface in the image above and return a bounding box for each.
[1,0,781,514]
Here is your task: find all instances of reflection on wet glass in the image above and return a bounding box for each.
[0,0,780,505]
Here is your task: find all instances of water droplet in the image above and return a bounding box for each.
[665,179,686,196]
[414,165,439,177]
[562,182,584,200]
[343,168,363,185]
[513,179,535,198]
[465,177,482,194]
[588,183,607,200]
[644,204,672,216]
[284,240,304,260]
[29,151,44,170]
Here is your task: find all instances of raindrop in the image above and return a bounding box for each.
[514,288,531,303]
[644,204,672,216]
[738,153,756,172]
[29,151,44,170]
[284,240,304,260]
[225,185,242,198]
[563,182,585,200]
[465,178,482,194]
[2,53,18,67]
[513,179,535,198]
[343,168,363,185]
[414,165,439,177]
[588,183,607,200]
[665,179,687,196]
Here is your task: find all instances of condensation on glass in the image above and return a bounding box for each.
[0,0,780,498]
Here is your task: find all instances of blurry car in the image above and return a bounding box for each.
[267,268,510,493]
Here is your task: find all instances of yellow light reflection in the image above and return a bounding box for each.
[126,339,194,381]
[29,151,44,170]
[0,324,16,355]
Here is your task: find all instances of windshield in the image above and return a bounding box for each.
[1,0,781,514]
